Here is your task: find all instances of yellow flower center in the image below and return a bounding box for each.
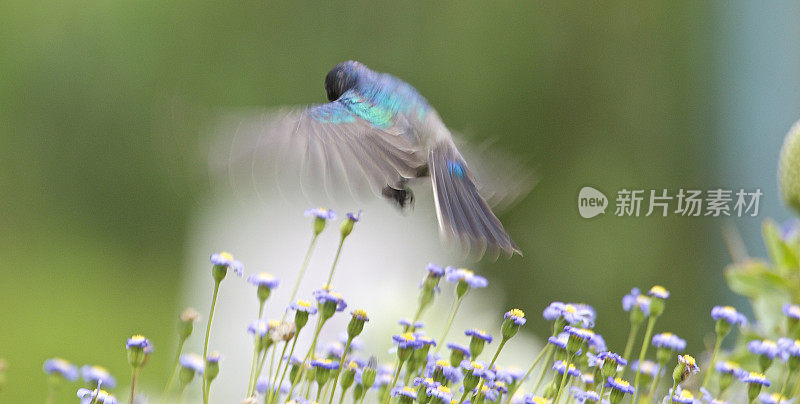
[400,332,415,342]
[614,378,630,387]
[565,304,577,313]
[650,285,667,295]
[219,252,233,260]
[436,360,449,367]
[352,309,368,318]
[508,308,525,318]
[297,300,312,308]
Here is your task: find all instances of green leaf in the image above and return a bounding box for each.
[762,219,800,274]
[725,260,793,298]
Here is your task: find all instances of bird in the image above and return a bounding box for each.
[227,61,529,258]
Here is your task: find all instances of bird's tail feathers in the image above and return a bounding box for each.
[429,142,521,259]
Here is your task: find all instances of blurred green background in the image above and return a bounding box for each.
[2,1,799,401]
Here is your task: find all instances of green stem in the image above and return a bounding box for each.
[274,337,298,404]
[622,320,642,366]
[433,295,465,355]
[338,387,347,404]
[383,360,405,404]
[325,237,346,288]
[162,337,186,400]
[552,353,574,404]
[300,319,326,400]
[249,345,271,397]
[328,338,353,404]
[598,382,606,403]
[246,337,261,396]
[701,336,722,389]
[632,317,657,404]
[129,365,138,404]
[202,279,222,404]
[508,344,551,401]
[176,383,187,403]
[266,343,278,399]
[668,380,678,403]
[645,360,666,402]
[472,338,508,401]
[533,348,555,394]
[779,369,793,400]
[282,233,319,322]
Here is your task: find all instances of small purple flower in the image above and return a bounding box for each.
[461,360,495,380]
[426,263,445,277]
[399,318,425,329]
[648,285,670,299]
[739,372,770,387]
[446,343,471,357]
[77,388,117,404]
[393,333,423,349]
[552,360,581,378]
[711,306,747,327]
[778,338,800,361]
[247,320,270,338]
[247,272,280,289]
[715,361,745,377]
[504,309,527,325]
[465,329,493,343]
[758,392,792,404]
[665,386,698,403]
[748,340,781,359]
[427,385,454,401]
[565,326,595,341]
[588,333,607,352]
[652,332,686,352]
[494,366,525,384]
[289,300,318,315]
[179,353,205,374]
[542,302,596,328]
[605,377,635,394]
[784,304,800,321]
[570,387,601,403]
[622,288,651,315]
[310,358,339,370]
[313,288,348,312]
[700,387,730,404]
[206,352,222,363]
[81,365,117,388]
[444,267,488,288]
[413,376,439,389]
[125,335,151,350]
[597,351,628,367]
[305,207,337,220]
[43,358,78,381]
[391,386,417,400]
[255,378,290,395]
[210,251,244,277]
[631,360,660,377]
[547,333,569,350]
[346,211,362,222]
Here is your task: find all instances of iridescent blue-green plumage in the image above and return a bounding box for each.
[312,61,429,129]
[257,60,522,257]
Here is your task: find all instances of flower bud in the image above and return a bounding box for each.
[779,119,800,213]
[204,352,221,383]
[348,310,369,339]
[125,335,152,369]
[178,308,199,340]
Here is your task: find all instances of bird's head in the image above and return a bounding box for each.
[324,61,362,101]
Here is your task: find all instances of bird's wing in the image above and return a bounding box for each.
[453,136,538,212]
[218,90,427,202]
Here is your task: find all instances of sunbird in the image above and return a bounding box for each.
[237,61,529,257]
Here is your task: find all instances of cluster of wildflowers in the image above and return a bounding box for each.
[30,206,800,404]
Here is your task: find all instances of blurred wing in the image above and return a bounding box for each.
[218,91,427,202]
[455,135,538,211]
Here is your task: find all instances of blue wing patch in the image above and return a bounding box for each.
[447,160,465,178]
[309,102,357,124]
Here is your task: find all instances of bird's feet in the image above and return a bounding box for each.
[382,183,414,211]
